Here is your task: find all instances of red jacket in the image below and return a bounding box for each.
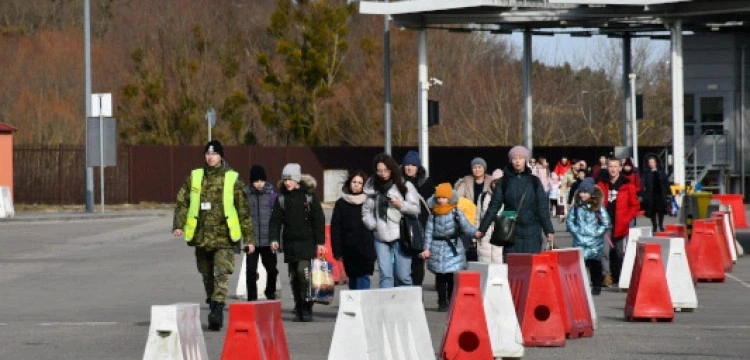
[621,170,642,195]
[597,177,641,238]
[554,161,571,178]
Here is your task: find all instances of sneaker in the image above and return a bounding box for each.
[603,275,613,288]
[437,302,449,312]
[292,304,303,322]
[592,287,601,296]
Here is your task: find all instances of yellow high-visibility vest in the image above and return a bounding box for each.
[184,169,241,242]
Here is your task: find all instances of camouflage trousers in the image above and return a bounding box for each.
[195,247,235,303]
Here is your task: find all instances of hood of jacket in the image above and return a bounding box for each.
[277,174,317,194]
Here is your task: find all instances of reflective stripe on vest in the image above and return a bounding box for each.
[184,169,242,242]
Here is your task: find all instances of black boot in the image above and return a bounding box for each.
[208,301,224,331]
[301,301,313,322]
[292,303,303,322]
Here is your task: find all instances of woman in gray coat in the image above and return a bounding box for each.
[476,146,555,255]
[421,183,476,311]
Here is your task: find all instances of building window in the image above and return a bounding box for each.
[684,93,695,136]
[700,97,724,134]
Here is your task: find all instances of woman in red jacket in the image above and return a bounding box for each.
[597,158,641,285]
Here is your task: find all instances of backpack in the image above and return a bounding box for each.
[276,193,313,213]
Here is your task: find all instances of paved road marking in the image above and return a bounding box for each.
[726,273,750,289]
[38,322,118,326]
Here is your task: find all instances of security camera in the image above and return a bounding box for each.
[429,77,443,86]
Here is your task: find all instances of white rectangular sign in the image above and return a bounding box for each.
[91,93,113,117]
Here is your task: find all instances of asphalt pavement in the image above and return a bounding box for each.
[1,208,749,359]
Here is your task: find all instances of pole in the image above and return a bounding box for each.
[630,73,638,167]
[99,97,105,214]
[384,1,392,155]
[417,29,429,173]
[741,46,746,199]
[671,21,685,186]
[522,30,533,153]
[208,121,212,141]
[84,0,94,212]
[623,34,632,149]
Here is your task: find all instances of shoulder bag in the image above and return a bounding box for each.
[489,182,530,247]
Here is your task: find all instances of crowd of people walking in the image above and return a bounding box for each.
[172,140,673,327]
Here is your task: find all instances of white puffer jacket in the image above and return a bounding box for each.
[362,179,421,242]
[476,191,504,263]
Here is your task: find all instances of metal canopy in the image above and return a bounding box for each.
[360,0,750,36]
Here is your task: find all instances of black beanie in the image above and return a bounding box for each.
[250,165,267,182]
[204,140,224,157]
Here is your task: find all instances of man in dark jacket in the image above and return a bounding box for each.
[641,155,670,233]
[270,163,325,322]
[245,165,278,301]
[476,146,555,255]
[401,150,435,286]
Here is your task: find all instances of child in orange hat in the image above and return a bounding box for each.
[420,183,477,311]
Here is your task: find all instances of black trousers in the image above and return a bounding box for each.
[411,255,425,286]
[610,237,626,283]
[246,246,278,300]
[585,259,603,289]
[435,272,455,305]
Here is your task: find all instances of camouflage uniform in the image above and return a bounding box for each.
[173,162,253,304]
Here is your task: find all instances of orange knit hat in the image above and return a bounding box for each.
[435,183,453,199]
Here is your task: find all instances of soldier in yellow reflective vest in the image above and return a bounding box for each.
[172,140,253,331]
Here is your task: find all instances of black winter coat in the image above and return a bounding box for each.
[478,166,555,254]
[269,180,325,263]
[641,168,670,216]
[331,195,376,277]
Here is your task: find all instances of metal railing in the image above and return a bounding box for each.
[686,129,729,185]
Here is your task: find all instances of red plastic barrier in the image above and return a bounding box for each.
[546,250,594,339]
[324,225,348,284]
[712,194,748,229]
[440,271,494,360]
[507,254,566,347]
[710,216,733,273]
[624,243,674,322]
[221,301,290,360]
[690,220,726,282]
[664,224,688,241]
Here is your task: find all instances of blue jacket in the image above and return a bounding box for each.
[566,203,611,260]
[425,199,477,274]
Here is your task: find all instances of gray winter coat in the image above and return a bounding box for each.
[425,193,477,274]
[247,182,276,247]
[478,166,555,254]
[362,179,421,242]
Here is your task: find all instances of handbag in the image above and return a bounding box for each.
[489,183,530,247]
[399,214,425,252]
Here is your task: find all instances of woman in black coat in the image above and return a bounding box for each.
[331,170,376,290]
[476,146,555,256]
[641,155,670,233]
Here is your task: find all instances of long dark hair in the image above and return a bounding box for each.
[372,153,408,196]
[343,170,368,194]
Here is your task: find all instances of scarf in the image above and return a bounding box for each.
[342,193,366,205]
[433,203,456,216]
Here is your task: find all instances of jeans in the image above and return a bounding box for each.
[374,239,412,288]
[348,276,371,290]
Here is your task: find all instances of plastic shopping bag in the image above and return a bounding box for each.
[307,258,335,305]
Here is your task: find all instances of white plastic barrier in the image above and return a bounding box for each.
[640,237,698,311]
[0,186,14,219]
[142,303,208,360]
[618,227,653,290]
[234,254,282,300]
[719,204,744,257]
[467,262,524,359]
[328,287,435,360]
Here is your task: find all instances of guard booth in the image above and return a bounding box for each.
[0,121,17,196]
